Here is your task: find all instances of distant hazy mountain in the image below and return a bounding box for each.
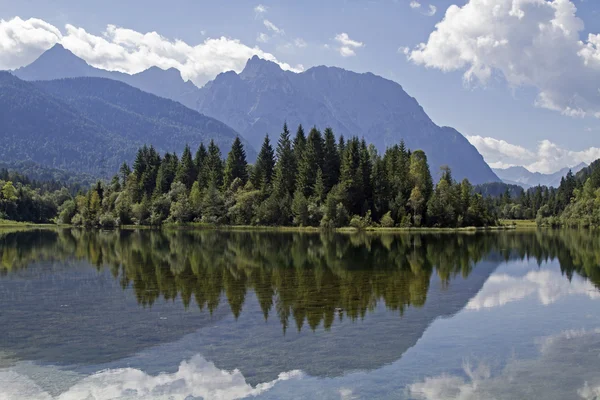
[0,72,248,175]
[13,47,500,183]
[13,44,200,110]
[196,56,499,184]
[493,163,588,188]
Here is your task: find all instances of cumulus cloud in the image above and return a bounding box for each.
[0,354,302,400]
[407,0,600,117]
[466,270,600,311]
[0,17,301,86]
[334,33,364,57]
[263,19,284,35]
[0,17,62,69]
[467,135,600,173]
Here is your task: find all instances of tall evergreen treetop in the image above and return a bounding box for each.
[252,134,276,189]
[224,137,248,189]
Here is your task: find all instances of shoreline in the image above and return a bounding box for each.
[1,219,521,233]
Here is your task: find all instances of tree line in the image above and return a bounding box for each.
[479,160,600,227]
[53,123,497,228]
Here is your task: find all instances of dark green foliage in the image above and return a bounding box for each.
[224,137,249,189]
[2,122,504,228]
[251,135,275,189]
[175,145,197,190]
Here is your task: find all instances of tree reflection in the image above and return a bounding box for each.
[1,228,599,332]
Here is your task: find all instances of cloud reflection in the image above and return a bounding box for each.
[0,354,302,400]
[467,270,600,310]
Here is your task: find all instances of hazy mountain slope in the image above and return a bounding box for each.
[493,163,588,188]
[13,44,200,110]
[0,72,124,173]
[196,56,499,184]
[0,73,249,175]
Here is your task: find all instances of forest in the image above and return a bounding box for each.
[50,123,497,228]
[1,122,599,229]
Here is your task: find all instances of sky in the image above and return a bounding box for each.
[1,0,600,174]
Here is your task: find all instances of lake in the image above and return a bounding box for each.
[0,228,599,399]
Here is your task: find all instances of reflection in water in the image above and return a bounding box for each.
[0,354,302,400]
[1,229,600,399]
[1,229,599,327]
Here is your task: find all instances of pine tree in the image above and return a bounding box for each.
[224,137,249,189]
[176,145,196,190]
[296,127,324,197]
[252,135,276,188]
[195,143,208,175]
[203,140,224,188]
[293,124,306,165]
[273,123,296,197]
[322,127,340,192]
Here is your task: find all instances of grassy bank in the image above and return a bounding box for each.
[499,219,538,229]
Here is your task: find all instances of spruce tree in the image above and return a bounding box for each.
[273,123,296,197]
[175,145,196,190]
[203,140,224,188]
[224,137,249,189]
[194,143,208,176]
[293,124,306,165]
[296,127,324,197]
[322,127,340,192]
[252,134,275,188]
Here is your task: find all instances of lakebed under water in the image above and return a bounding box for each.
[0,228,599,399]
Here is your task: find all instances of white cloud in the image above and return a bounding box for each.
[257,33,269,43]
[0,354,303,400]
[0,17,62,69]
[0,17,301,86]
[294,38,307,48]
[467,135,600,173]
[409,1,437,16]
[466,270,600,311]
[407,0,600,117]
[263,19,284,35]
[334,32,364,57]
[425,5,437,16]
[254,4,268,14]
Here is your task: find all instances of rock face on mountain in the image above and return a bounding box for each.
[0,72,248,175]
[13,47,499,183]
[493,163,588,188]
[13,44,200,110]
[196,56,499,184]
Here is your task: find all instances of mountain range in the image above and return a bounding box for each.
[0,72,248,175]
[493,163,588,188]
[12,44,500,184]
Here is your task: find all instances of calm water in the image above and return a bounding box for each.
[0,229,599,399]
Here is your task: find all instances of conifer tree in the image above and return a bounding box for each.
[224,137,249,189]
[273,123,296,197]
[176,145,196,190]
[251,135,275,188]
[296,127,324,197]
[293,124,306,165]
[203,140,224,188]
[322,127,340,192]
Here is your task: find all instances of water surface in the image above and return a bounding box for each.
[0,229,599,399]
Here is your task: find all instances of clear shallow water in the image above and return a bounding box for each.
[0,229,599,399]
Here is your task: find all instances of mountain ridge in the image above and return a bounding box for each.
[13,47,500,184]
[196,56,499,184]
[493,163,588,188]
[0,72,251,175]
